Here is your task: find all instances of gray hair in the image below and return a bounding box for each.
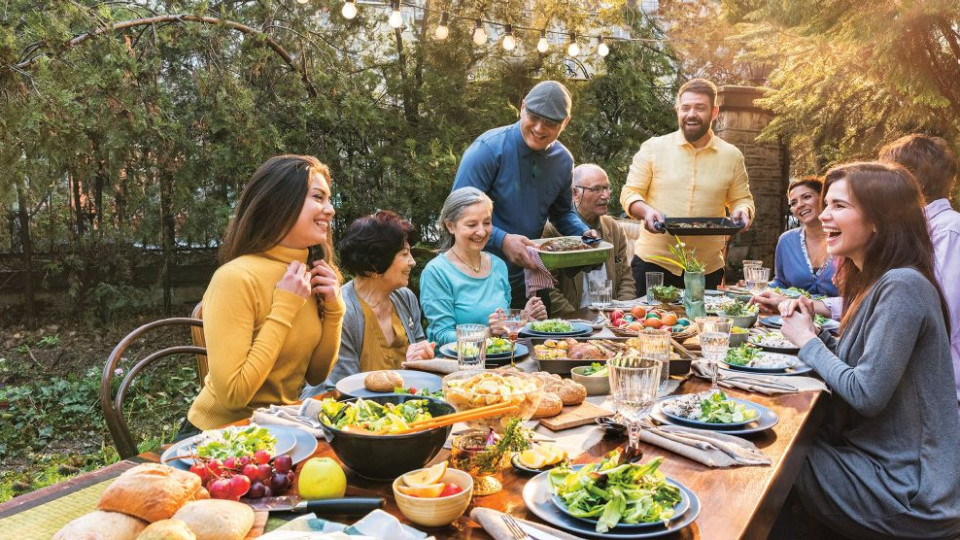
[436,187,493,250]
[572,163,608,186]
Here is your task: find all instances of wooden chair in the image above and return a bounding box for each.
[190,301,208,384]
[101,317,205,459]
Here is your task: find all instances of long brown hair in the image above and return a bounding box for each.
[219,155,338,277]
[824,162,948,332]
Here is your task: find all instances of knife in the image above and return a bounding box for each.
[518,520,567,540]
[241,495,384,515]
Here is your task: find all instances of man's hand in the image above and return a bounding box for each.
[731,208,753,232]
[628,201,665,234]
[501,233,538,269]
[583,229,600,241]
[749,290,787,315]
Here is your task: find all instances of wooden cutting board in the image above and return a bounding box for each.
[539,400,613,431]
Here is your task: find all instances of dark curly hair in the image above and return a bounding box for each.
[339,211,417,277]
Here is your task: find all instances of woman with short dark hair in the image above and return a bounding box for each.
[773,162,960,538]
[301,211,434,396]
[769,176,838,296]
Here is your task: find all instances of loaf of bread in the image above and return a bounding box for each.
[172,499,255,540]
[98,464,209,523]
[363,370,404,392]
[53,510,147,540]
[556,379,587,405]
[532,393,563,418]
[137,519,197,540]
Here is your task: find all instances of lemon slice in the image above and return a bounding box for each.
[396,482,446,498]
[532,443,567,466]
[402,461,447,488]
[518,450,547,469]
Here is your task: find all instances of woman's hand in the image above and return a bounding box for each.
[525,296,548,320]
[406,340,436,361]
[488,308,505,336]
[309,259,341,304]
[750,290,787,315]
[779,296,819,348]
[276,261,312,298]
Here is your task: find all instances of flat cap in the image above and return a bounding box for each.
[523,81,571,123]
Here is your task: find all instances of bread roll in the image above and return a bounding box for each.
[53,510,147,540]
[172,499,255,540]
[137,519,197,540]
[98,464,208,523]
[533,393,563,418]
[557,380,587,405]
[363,370,404,392]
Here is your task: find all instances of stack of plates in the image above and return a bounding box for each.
[519,321,593,339]
[160,425,318,471]
[522,465,701,538]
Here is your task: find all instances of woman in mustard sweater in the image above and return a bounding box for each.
[185,155,345,431]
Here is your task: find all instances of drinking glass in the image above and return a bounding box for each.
[696,316,733,393]
[608,355,661,453]
[638,328,672,392]
[497,309,529,368]
[745,266,771,296]
[456,324,488,371]
[742,259,763,274]
[645,272,664,301]
[450,431,506,496]
[589,279,613,310]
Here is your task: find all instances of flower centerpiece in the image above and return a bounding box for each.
[647,236,707,319]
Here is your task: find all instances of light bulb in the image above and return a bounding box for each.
[435,12,449,40]
[537,30,549,53]
[389,7,403,28]
[341,1,357,19]
[502,25,516,51]
[568,41,580,56]
[472,20,487,45]
[598,39,609,57]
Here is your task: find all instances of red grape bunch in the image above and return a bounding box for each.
[188,450,294,501]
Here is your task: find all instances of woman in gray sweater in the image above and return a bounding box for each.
[776,162,960,539]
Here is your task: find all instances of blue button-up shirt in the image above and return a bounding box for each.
[453,122,588,286]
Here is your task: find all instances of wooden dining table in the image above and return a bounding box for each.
[0,369,827,540]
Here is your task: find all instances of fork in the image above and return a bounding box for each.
[501,514,532,540]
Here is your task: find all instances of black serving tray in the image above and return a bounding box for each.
[654,217,745,237]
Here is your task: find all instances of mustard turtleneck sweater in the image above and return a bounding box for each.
[188,245,345,429]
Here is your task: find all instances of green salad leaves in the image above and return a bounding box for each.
[529,319,574,333]
[696,391,758,424]
[582,362,609,377]
[318,397,433,434]
[196,425,277,460]
[548,451,682,533]
[725,344,762,366]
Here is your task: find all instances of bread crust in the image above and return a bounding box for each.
[98,464,208,523]
[137,519,197,540]
[172,499,255,540]
[533,393,564,418]
[53,510,147,540]
[363,370,404,392]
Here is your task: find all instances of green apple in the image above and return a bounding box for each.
[298,457,347,499]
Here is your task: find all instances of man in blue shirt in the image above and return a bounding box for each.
[453,81,595,307]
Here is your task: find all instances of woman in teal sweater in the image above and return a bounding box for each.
[420,187,546,345]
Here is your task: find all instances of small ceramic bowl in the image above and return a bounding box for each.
[392,467,473,527]
[728,328,750,347]
[717,312,758,330]
[571,366,611,395]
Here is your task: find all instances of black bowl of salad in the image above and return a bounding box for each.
[318,394,455,481]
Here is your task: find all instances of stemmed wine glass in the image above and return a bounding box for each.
[608,354,662,453]
[499,309,530,368]
[696,316,733,393]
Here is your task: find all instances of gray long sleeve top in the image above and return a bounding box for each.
[796,268,960,538]
[300,281,426,397]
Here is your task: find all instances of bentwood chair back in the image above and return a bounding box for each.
[190,301,209,384]
[100,317,205,459]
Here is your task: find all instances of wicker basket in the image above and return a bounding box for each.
[606,324,697,341]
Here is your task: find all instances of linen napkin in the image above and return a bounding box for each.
[637,420,771,468]
[250,398,327,439]
[257,510,433,540]
[402,358,459,374]
[691,361,828,394]
[470,507,583,540]
[523,246,556,297]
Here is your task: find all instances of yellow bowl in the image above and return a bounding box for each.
[392,467,473,527]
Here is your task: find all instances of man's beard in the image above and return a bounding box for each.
[682,119,710,142]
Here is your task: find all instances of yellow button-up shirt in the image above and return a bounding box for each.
[620,129,755,276]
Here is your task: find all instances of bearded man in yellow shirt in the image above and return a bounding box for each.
[620,78,755,296]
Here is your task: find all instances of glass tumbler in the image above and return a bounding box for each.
[456,324,488,371]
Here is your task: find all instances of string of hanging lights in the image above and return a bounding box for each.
[304,0,671,58]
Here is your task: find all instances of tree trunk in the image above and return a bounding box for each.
[15,173,36,329]
[159,167,175,315]
[71,169,85,237]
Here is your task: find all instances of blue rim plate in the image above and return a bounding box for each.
[704,289,724,296]
[522,468,701,538]
[161,424,304,469]
[658,395,761,429]
[747,332,800,354]
[335,370,442,399]
[511,453,567,475]
[651,395,778,435]
[721,356,814,376]
[438,342,529,363]
[522,321,593,336]
[760,315,783,328]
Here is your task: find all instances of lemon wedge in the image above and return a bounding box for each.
[396,482,445,498]
[518,450,547,469]
[402,461,447,488]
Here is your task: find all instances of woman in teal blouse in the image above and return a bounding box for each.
[420,187,546,345]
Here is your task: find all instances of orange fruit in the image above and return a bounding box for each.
[627,321,644,332]
[643,318,663,329]
[660,313,678,326]
[630,306,647,319]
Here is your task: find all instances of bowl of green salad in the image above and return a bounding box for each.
[717,300,759,329]
[570,363,610,395]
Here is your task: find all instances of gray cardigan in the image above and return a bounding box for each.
[301,281,426,397]
[796,268,960,538]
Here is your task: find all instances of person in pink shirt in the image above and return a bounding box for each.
[879,134,960,415]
